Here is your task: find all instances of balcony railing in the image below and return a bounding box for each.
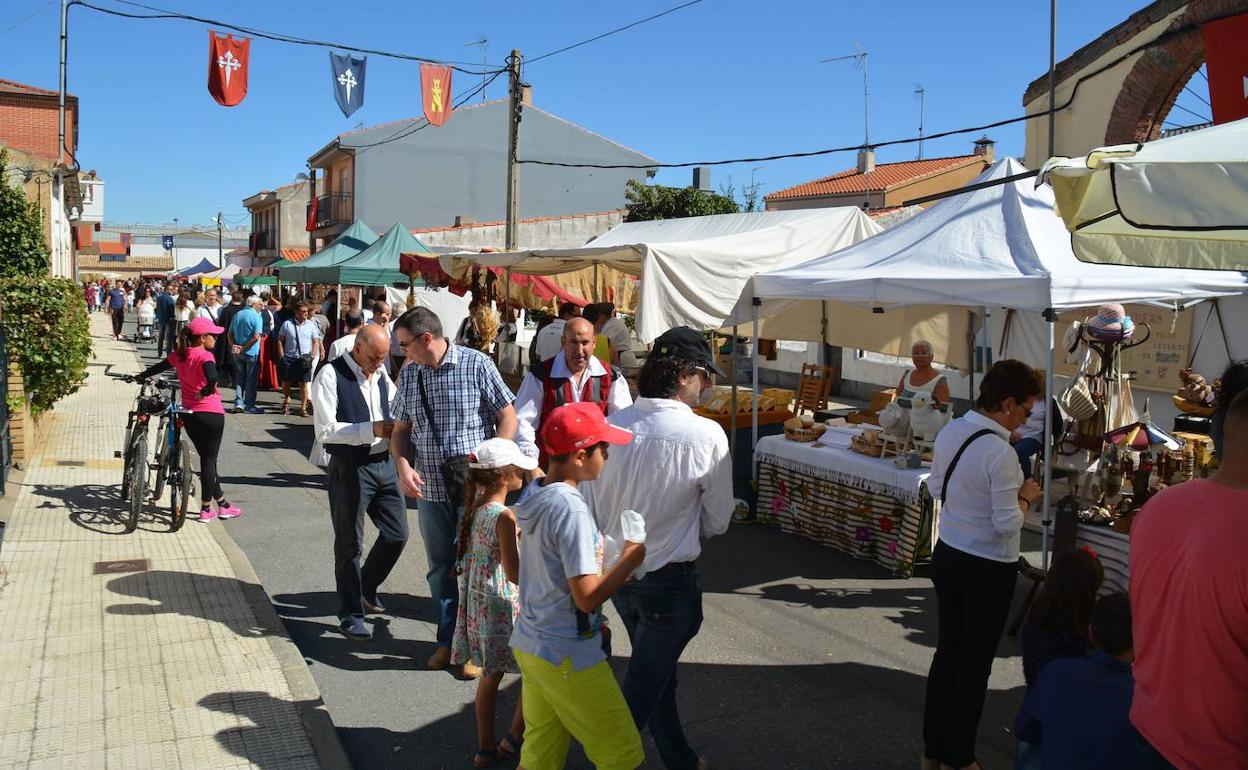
[307,192,353,230]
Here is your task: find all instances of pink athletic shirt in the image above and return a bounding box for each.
[1129,478,1248,770]
[166,346,224,415]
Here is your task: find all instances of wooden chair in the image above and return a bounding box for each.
[795,363,836,415]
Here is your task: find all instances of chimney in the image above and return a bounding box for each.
[521,85,533,106]
[693,166,711,191]
[973,135,995,162]
[856,148,875,175]
[454,215,475,227]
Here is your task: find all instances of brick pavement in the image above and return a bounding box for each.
[0,315,349,769]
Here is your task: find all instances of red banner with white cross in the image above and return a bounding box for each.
[207,31,251,107]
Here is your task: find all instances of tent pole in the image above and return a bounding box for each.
[730,323,738,469]
[968,309,976,411]
[336,283,342,337]
[1042,308,1056,570]
[751,298,761,457]
[499,269,510,365]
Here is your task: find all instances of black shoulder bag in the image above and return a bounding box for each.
[417,368,471,505]
[939,429,995,506]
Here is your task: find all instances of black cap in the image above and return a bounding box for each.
[652,326,725,377]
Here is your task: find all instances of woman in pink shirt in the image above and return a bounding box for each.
[138,316,242,523]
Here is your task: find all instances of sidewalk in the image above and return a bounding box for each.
[0,315,350,769]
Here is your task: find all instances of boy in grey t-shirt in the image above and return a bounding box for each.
[510,402,645,770]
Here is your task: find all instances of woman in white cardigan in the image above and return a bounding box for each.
[921,360,1045,770]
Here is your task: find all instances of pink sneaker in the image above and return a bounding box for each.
[198,507,218,523]
[217,504,243,520]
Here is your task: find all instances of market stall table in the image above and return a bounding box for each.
[754,434,936,577]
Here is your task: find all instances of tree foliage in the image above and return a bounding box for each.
[0,149,51,278]
[0,276,92,415]
[623,179,739,222]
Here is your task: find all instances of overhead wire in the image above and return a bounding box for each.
[527,0,706,65]
[517,11,1243,170]
[73,0,506,74]
[0,0,55,37]
[350,69,505,154]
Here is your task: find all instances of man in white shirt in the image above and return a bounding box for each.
[310,324,407,642]
[327,311,365,362]
[599,303,637,368]
[514,317,632,463]
[195,290,222,323]
[583,326,733,770]
[531,302,581,366]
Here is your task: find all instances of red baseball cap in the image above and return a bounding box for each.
[541,402,633,457]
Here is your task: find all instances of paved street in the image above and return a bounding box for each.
[181,339,1036,769]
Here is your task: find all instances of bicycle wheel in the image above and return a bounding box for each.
[152,417,170,501]
[120,424,135,502]
[169,439,193,532]
[125,430,149,533]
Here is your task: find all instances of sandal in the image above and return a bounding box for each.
[300,404,311,417]
[472,748,501,768]
[281,399,290,415]
[497,734,523,759]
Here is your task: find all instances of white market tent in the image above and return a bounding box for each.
[741,158,1248,565]
[1042,116,1248,271]
[440,208,882,342]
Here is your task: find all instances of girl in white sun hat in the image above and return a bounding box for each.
[451,437,536,767]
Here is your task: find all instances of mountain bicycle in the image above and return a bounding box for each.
[112,373,194,532]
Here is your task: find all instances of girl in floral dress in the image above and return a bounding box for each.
[452,438,535,768]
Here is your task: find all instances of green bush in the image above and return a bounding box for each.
[0,277,91,415]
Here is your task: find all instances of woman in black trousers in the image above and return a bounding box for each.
[922,360,1045,770]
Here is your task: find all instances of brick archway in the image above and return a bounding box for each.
[1105,0,1248,144]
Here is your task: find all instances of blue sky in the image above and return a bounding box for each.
[1,0,1214,228]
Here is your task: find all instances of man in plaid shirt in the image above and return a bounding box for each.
[390,307,518,671]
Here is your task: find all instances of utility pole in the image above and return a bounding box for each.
[57,0,70,277]
[915,84,926,160]
[504,49,523,251]
[216,211,224,269]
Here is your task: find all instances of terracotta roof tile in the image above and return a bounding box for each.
[765,155,985,201]
[77,255,174,270]
[281,248,311,261]
[0,78,60,97]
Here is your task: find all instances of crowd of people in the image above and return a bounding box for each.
[105,278,1247,770]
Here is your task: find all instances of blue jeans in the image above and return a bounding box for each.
[1015,437,1042,479]
[156,320,177,356]
[417,498,460,647]
[232,353,259,410]
[612,562,704,770]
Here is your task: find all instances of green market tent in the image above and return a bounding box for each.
[304,223,432,286]
[280,221,378,284]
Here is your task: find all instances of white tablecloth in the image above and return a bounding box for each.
[755,435,931,504]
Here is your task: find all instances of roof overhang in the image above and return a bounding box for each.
[242,190,278,209]
[307,137,352,170]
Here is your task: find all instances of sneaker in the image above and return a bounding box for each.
[244,407,264,415]
[426,647,451,670]
[338,617,372,641]
[232,405,244,414]
[198,508,218,523]
[217,504,243,519]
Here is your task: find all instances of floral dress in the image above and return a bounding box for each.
[451,501,521,675]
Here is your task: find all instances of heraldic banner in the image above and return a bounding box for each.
[208,31,251,107]
[419,63,454,127]
[1202,13,1248,125]
[330,52,367,118]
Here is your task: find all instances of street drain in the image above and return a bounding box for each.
[92,559,150,574]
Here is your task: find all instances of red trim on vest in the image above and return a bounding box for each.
[537,356,613,466]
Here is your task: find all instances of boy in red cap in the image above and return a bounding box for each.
[509,402,645,770]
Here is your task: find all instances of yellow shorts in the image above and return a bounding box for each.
[513,649,644,770]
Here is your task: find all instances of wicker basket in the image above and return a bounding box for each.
[785,425,825,443]
[1171,394,1215,417]
[851,433,883,457]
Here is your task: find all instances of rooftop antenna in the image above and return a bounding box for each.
[464,37,488,102]
[823,44,870,209]
[822,43,869,147]
[914,84,926,160]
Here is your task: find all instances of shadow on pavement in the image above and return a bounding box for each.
[199,691,330,769]
[270,591,440,673]
[319,659,1022,770]
[217,471,325,491]
[30,482,173,535]
[104,570,273,638]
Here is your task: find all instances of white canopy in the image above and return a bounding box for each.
[441,208,881,342]
[746,158,1248,320]
[1043,117,1248,271]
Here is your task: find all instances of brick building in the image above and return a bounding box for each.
[0,79,77,162]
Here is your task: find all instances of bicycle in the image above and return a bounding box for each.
[112,373,194,532]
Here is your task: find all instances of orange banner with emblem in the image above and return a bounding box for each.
[419,63,454,127]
